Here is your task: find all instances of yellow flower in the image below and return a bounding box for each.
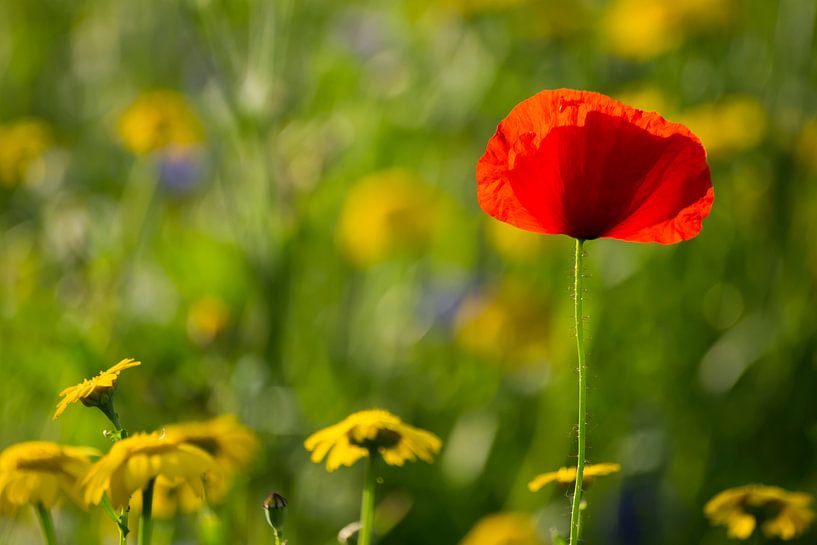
[459,512,544,545]
[187,296,230,346]
[118,90,203,155]
[485,218,547,262]
[454,283,549,367]
[130,475,218,519]
[704,484,815,541]
[0,119,51,187]
[680,96,768,157]
[603,0,734,60]
[0,441,99,514]
[82,432,218,509]
[53,358,141,419]
[795,117,817,172]
[337,170,439,267]
[162,415,259,472]
[603,0,681,60]
[127,416,258,518]
[614,86,672,114]
[528,463,621,492]
[304,409,442,472]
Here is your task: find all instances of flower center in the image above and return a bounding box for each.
[348,428,401,450]
[743,498,785,523]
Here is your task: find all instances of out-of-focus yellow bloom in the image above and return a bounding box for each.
[796,117,817,172]
[439,0,528,15]
[705,484,815,540]
[485,218,546,262]
[681,96,768,157]
[337,170,439,267]
[459,512,544,545]
[454,284,549,367]
[674,0,734,27]
[53,358,141,419]
[130,475,215,519]
[603,0,734,60]
[83,432,218,509]
[162,415,259,472]
[133,416,258,518]
[187,296,230,346]
[528,463,621,492]
[304,409,442,472]
[0,441,99,514]
[118,90,203,155]
[614,87,671,115]
[603,0,680,59]
[0,119,51,187]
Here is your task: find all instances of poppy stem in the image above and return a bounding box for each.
[568,238,587,545]
[34,503,57,545]
[358,451,378,545]
[138,478,155,545]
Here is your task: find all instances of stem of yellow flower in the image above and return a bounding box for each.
[98,399,128,439]
[138,478,155,545]
[100,494,130,543]
[97,401,131,543]
[568,238,587,545]
[100,494,119,523]
[358,451,378,545]
[118,508,130,545]
[34,503,57,545]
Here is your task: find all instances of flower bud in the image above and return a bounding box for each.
[263,491,288,532]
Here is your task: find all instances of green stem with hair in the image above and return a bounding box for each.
[138,478,155,545]
[34,503,57,545]
[358,451,378,545]
[98,400,130,544]
[568,239,588,545]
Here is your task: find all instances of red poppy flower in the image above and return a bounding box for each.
[477,89,713,244]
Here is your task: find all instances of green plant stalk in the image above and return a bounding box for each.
[358,452,378,545]
[568,239,587,545]
[34,503,57,545]
[116,509,130,545]
[98,400,131,544]
[100,494,130,544]
[138,478,156,545]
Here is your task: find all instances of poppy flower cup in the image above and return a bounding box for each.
[477,89,713,243]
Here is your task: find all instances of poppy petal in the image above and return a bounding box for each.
[477,89,713,244]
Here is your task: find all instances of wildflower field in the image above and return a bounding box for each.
[2,1,817,544]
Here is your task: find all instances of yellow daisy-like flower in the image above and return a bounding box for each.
[118,90,203,155]
[129,475,216,519]
[83,432,218,509]
[128,416,257,518]
[0,441,99,514]
[53,358,141,419]
[186,296,231,346]
[162,415,259,472]
[705,484,815,541]
[337,170,439,267]
[459,512,544,545]
[528,463,621,492]
[304,409,442,472]
[454,282,549,368]
[680,95,768,158]
[0,119,51,187]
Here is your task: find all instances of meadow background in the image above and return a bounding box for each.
[2,0,817,543]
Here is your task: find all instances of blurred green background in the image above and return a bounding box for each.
[2,0,817,543]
